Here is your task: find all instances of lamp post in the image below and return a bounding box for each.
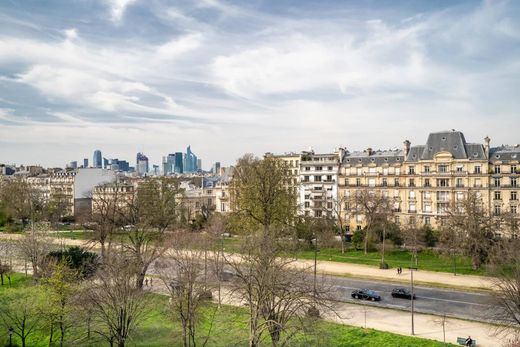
[8,327,13,347]
[410,267,415,335]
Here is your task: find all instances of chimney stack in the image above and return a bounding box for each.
[484,136,490,159]
[403,140,411,157]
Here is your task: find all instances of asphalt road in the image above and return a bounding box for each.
[326,275,495,322]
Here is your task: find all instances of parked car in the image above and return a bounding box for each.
[391,288,416,300]
[351,289,381,301]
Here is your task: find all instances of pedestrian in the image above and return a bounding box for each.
[145,278,149,287]
[465,336,473,347]
[400,266,403,274]
[150,277,153,286]
[397,267,400,275]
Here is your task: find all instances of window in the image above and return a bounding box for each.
[409,179,415,187]
[314,186,322,190]
[438,165,448,173]
[356,178,361,186]
[409,216,416,225]
[494,191,501,200]
[409,190,416,199]
[383,168,389,175]
[456,192,464,201]
[327,202,333,209]
[409,203,416,212]
[328,166,333,171]
[326,175,333,182]
[495,165,501,174]
[456,178,464,187]
[424,166,430,173]
[437,191,449,202]
[512,191,518,201]
[394,189,399,197]
[394,178,400,187]
[345,225,350,233]
[304,175,310,182]
[357,168,362,175]
[368,178,376,187]
[314,175,322,182]
[315,210,322,218]
[356,225,362,231]
[437,179,449,187]
[424,216,431,225]
[423,203,432,213]
[512,177,517,188]
[304,194,310,199]
[408,166,415,174]
[305,166,310,171]
[316,166,323,171]
[456,166,463,173]
[220,203,225,212]
[512,165,517,174]
[383,190,389,198]
[424,178,431,187]
[512,206,518,215]
[494,205,501,216]
[369,167,376,174]
[304,202,310,208]
[395,216,400,225]
[494,177,501,187]
[423,191,431,199]
[395,168,401,175]
[474,178,481,187]
[344,178,349,186]
[382,178,388,186]
[474,166,481,174]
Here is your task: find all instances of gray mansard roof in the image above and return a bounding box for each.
[489,145,520,162]
[342,149,404,166]
[405,130,486,161]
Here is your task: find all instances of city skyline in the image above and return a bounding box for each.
[1,0,520,167]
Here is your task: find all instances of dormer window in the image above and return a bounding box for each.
[442,136,447,141]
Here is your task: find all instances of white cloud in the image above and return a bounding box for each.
[106,0,138,23]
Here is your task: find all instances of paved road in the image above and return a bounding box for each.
[325,275,495,322]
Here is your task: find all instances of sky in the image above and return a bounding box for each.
[0,0,519,169]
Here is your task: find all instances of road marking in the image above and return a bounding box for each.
[413,295,492,307]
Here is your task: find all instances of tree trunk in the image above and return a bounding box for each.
[0,272,3,285]
[59,319,65,347]
[48,322,54,346]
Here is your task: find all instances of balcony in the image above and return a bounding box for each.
[408,210,417,214]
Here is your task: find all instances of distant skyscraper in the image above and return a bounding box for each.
[213,162,221,174]
[174,152,183,173]
[83,158,89,168]
[184,145,198,173]
[103,158,109,169]
[136,152,149,176]
[93,150,102,168]
[197,159,202,171]
[66,161,78,169]
[163,154,176,175]
[118,160,130,172]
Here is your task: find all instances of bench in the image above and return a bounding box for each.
[457,337,476,346]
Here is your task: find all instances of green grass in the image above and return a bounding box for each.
[296,247,483,275]
[1,273,456,347]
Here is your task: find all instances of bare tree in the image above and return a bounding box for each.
[440,191,497,269]
[81,253,149,347]
[206,215,226,306]
[349,190,392,255]
[17,227,54,279]
[88,182,131,260]
[155,232,215,347]
[123,177,182,289]
[0,177,45,228]
[401,220,426,268]
[226,232,333,347]
[487,239,520,332]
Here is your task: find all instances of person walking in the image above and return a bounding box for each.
[145,278,149,287]
[465,336,473,347]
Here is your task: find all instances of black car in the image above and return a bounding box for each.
[351,289,381,301]
[391,288,416,300]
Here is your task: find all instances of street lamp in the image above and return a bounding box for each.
[409,267,415,335]
[8,327,13,347]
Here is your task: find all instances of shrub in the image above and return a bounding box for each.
[47,246,98,278]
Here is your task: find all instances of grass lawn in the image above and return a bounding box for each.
[0,273,456,347]
[295,247,482,275]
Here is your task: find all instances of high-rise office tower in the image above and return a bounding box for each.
[197,159,202,171]
[213,162,221,174]
[174,152,183,173]
[93,150,102,168]
[83,158,89,168]
[184,145,198,173]
[136,152,149,176]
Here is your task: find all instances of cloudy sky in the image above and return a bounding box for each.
[1,0,519,169]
